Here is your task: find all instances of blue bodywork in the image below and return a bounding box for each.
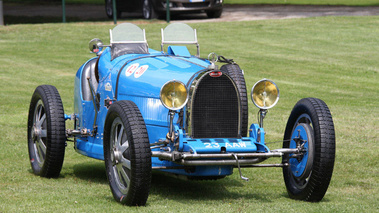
[73,43,269,177]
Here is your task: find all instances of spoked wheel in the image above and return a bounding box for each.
[27,85,66,178]
[142,0,156,19]
[104,101,151,206]
[283,98,335,202]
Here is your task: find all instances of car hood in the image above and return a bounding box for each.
[98,47,211,99]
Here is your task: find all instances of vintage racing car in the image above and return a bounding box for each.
[27,23,335,206]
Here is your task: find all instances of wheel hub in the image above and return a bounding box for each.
[113,147,122,164]
[143,0,150,19]
[289,123,313,179]
[32,125,41,141]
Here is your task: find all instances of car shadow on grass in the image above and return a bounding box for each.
[148,171,276,203]
[71,162,278,203]
[72,161,107,184]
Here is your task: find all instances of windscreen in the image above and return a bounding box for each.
[162,23,196,43]
[110,23,149,59]
[111,23,146,43]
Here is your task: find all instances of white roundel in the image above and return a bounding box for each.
[125,63,139,77]
[134,65,149,78]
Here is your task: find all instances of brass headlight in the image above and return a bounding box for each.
[160,80,188,110]
[251,79,279,109]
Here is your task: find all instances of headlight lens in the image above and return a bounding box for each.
[251,79,279,109]
[160,80,188,110]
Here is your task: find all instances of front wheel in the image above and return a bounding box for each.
[104,101,152,206]
[206,9,223,18]
[27,85,66,178]
[283,98,335,202]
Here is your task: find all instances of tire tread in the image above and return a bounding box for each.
[28,85,66,178]
[220,64,248,137]
[104,100,151,206]
[283,98,335,202]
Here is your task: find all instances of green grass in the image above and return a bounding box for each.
[0,16,378,212]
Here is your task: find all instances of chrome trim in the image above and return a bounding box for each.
[181,152,283,159]
[88,38,103,54]
[238,163,288,168]
[186,71,241,137]
[151,149,299,166]
[180,159,264,166]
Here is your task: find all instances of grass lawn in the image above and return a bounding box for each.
[0,16,378,212]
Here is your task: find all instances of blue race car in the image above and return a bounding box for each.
[27,23,335,206]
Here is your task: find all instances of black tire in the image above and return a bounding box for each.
[220,64,248,137]
[282,98,335,202]
[206,9,223,18]
[142,0,157,19]
[105,0,121,19]
[104,100,152,206]
[27,85,66,178]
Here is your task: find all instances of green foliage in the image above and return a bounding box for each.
[0,16,378,212]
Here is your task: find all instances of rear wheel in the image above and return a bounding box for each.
[105,0,121,19]
[27,85,66,178]
[104,101,152,206]
[283,98,335,202]
[142,0,156,19]
[220,64,248,137]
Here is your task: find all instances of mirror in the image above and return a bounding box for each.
[89,38,103,54]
